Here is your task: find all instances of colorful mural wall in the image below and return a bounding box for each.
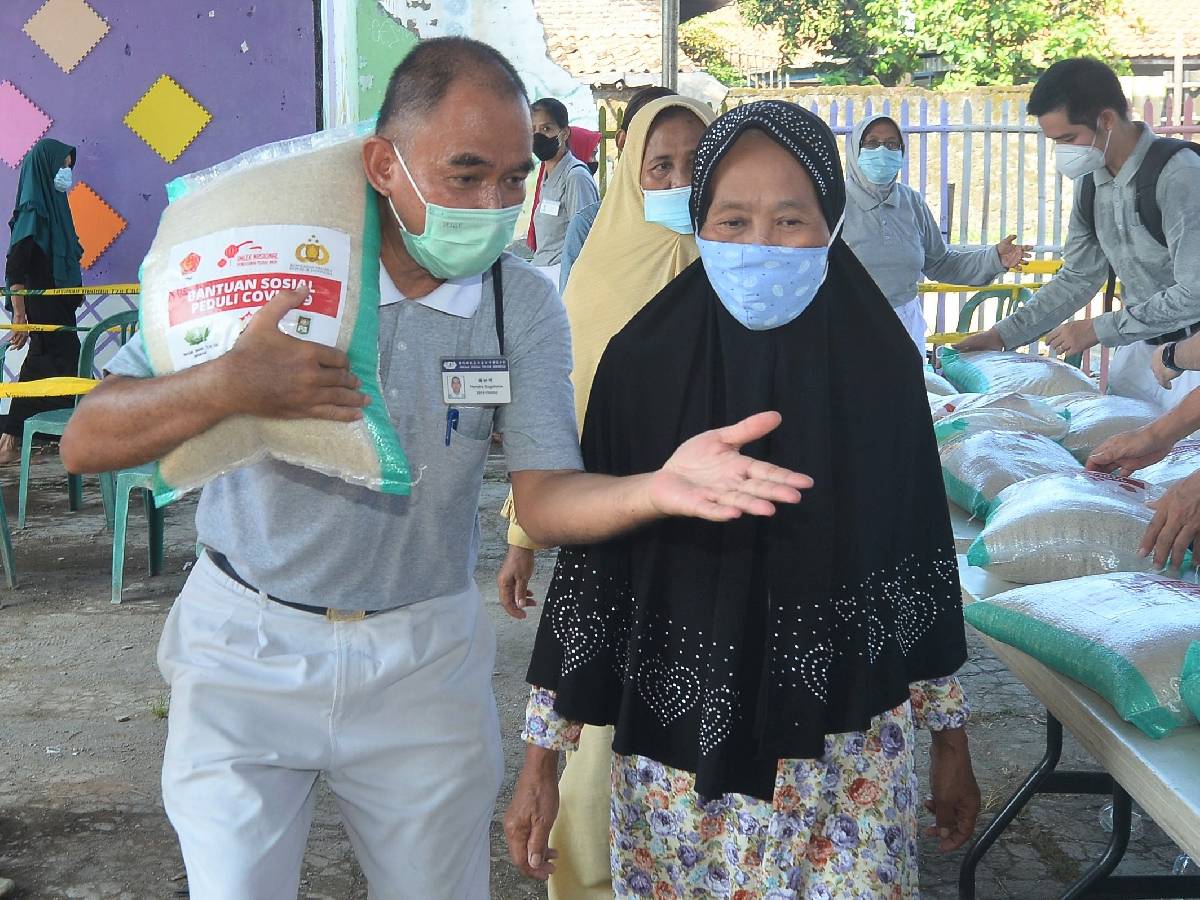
[0,0,319,288]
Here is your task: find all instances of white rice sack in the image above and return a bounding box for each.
[929,393,982,422]
[967,471,1175,584]
[924,367,957,396]
[1136,440,1200,489]
[933,392,1070,443]
[138,131,410,503]
[965,572,1200,738]
[939,347,1098,396]
[1047,393,1159,463]
[940,429,1080,519]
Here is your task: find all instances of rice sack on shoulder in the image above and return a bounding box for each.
[138,136,409,502]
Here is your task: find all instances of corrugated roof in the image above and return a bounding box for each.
[1105,1,1200,60]
[534,0,697,85]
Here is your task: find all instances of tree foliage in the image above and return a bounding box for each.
[737,0,1125,87]
[680,22,746,86]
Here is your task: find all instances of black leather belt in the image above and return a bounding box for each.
[1148,322,1200,345]
[206,550,379,621]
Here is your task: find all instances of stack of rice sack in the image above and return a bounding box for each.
[932,349,1184,584]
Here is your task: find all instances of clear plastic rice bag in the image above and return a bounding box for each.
[939,347,1098,397]
[1136,440,1200,490]
[1047,393,1159,463]
[924,366,957,396]
[138,126,410,503]
[940,429,1080,519]
[967,471,1184,584]
[965,572,1200,738]
[933,392,1070,443]
[929,392,981,422]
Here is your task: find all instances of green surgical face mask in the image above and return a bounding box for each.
[387,142,522,280]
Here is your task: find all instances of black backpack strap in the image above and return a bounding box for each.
[1079,172,1097,237]
[1134,138,1200,247]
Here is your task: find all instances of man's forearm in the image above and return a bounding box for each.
[510,469,660,546]
[61,363,237,473]
[1147,389,1200,448]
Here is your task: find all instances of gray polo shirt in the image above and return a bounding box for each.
[530,151,599,267]
[107,254,583,610]
[996,124,1200,349]
[843,181,1004,309]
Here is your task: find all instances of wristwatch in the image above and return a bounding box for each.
[1162,341,1186,375]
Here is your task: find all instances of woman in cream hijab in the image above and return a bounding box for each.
[499,94,714,900]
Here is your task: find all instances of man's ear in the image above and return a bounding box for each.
[362,135,397,195]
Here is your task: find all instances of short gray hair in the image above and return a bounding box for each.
[376,38,528,138]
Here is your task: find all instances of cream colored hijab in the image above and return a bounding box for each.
[562,95,715,421]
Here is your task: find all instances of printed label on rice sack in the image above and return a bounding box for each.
[164,225,351,370]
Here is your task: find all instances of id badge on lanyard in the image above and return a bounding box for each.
[441,258,511,406]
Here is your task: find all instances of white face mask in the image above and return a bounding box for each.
[53,167,73,193]
[1054,121,1111,180]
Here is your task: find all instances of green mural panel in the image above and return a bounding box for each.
[357,0,419,120]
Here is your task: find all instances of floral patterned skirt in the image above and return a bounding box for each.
[608,703,920,900]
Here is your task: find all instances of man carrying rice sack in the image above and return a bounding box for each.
[59,39,813,900]
[956,58,1200,413]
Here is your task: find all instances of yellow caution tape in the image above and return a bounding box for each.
[0,323,88,332]
[0,377,99,398]
[0,284,140,297]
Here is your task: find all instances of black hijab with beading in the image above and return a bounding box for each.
[527,100,966,801]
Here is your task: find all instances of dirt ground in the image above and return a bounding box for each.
[0,448,1190,899]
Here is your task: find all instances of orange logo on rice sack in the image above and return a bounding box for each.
[180,252,201,276]
[296,236,331,266]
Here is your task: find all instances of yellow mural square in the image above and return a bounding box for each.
[123,75,212,164]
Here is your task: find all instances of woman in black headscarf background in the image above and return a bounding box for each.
[2,138,84,464]
[506,101,979,897]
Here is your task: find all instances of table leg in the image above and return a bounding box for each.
[1062,785,1131,899]
[959,715,1065,899]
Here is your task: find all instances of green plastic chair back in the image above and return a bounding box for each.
[78,309,139,386]
[957,287,1034,334]
[18,309,140,528]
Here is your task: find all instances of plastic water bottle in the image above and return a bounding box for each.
[1099,802,1145,838]
[1174,853,1193,875]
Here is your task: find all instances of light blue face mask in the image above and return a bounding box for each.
[857,147,903,184]
[387,142,522,280]
[642,184,694,234]
[696,215,844,330]
[53,167,73,193]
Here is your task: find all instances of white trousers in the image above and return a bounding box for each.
[894,297,929,355]
[157,554,503,900]
[1107,340,1200,414]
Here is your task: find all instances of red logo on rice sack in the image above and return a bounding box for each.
[166,273,343,326]
[179,252,201,276]
[1080,469,1147,492]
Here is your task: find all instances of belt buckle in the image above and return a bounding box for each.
[326,608,367,623]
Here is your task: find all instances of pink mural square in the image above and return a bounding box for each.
[0,81,53,169]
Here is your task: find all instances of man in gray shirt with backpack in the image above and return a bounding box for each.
[958,57,1200,410]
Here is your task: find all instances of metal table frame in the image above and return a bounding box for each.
[960,713,1200,899]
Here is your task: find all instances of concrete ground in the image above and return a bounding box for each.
[0,447,1190,899]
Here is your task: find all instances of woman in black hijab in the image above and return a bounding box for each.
[506,101,979,896]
